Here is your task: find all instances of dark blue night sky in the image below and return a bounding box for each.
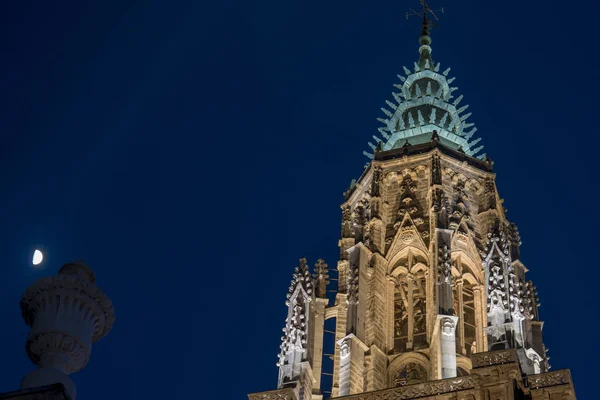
[0,1,596,399]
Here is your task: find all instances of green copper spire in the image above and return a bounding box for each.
[364,4,484,161]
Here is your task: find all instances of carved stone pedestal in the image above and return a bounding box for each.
[19,261,115,400]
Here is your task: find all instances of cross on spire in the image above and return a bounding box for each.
[406,0,444,37]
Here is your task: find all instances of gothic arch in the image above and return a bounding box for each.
[462,272,479,286]
[409,262,428,275]
[388,246,429,276]
[387,352,429,387]
[452,252,484,285]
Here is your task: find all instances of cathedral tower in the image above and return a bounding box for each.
[249,5,576,400]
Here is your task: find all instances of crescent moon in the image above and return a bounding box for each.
[32,250,43,266]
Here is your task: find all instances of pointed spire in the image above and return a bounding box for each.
[417,3,434,71]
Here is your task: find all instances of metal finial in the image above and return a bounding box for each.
[406,1,444,33]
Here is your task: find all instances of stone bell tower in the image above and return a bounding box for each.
[249,3,577,400]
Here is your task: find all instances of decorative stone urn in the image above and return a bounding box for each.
[19,261,115,399]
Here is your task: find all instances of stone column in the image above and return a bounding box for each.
[456,278,465,354]
[406,274,415,350]
[20,261,115,400]
[472,285,484,353]
[437,315,458,379]
[385,276,396,352]
[336,334,368,395]
[310,298,328,394]
[425,269,434,343]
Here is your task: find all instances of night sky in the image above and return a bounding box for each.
[0,1,596,399]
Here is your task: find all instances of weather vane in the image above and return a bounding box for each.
[406,0,444,30]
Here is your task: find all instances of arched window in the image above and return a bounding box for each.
[393,269,428,352]
[393,278,409,352]
[452,278,478,355]
[393,363,427,387]
[462,283,477,356]
[412,270,427,349]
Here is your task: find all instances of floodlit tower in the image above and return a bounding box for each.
[249,3,577,400]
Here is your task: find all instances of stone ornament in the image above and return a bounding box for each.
[277,259,315,388]
[248,388,298,400]
[440,317,456,336]
[20,260,115,400]
[329,375,481,400]
[346,264,359,306]
[526,370,571,389]
[471,349,517,368]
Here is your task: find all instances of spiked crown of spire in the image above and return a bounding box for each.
[364,8,485,161]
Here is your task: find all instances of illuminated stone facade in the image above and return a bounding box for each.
[248,9,577,400]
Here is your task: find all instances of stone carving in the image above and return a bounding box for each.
[372,166,383,196]
[347,264,359,306]
[431,153,442,185]
[526,370,571,389]
[334,375,481,400]
[449,177,470,230]
[432,188,449,229]
[364,223,373,250]
[471,349,517,368]
[313,259,329,299]
[483,178,497,210]
[339,338,350,358]
[519,281,535,319]
[508,222,521,260]
[20,261,115,400]
[437,245,452,285]
[483,221,510,321]
[440,316,456,336]
[342,205,353,238]
[507,262,524,320]
[277,259,313,386]
[248,388,297,400]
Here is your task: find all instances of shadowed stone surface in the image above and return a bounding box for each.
[0,384,71,400]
